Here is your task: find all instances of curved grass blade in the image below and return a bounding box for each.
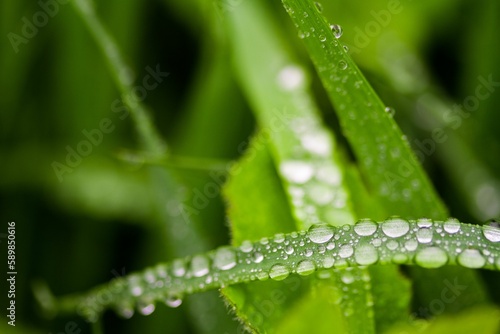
[49,219,500,321]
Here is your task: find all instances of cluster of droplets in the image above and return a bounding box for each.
[76,218,500,322]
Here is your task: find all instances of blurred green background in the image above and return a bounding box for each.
[1,0,499,333]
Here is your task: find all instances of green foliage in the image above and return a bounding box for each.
[2,0,500,333]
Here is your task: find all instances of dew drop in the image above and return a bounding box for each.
[280,160,314,184]
[404,239,418,251]
[172,259,186,277]
[165,295,182,308]
[326,241,335,250]
[443,218,461,234]
[386,240,398,250]
[314,2,323,12]
[285,246,295,255]
[191,255,210,277]
[308,184,334,205]
[269,264,290,281]
[308,224,335,244]
[339,244,354,258]
[330,24,343,38]
[240,240,254,253]
[381,218,410,238]
[323,255,335,268]
[354,244,378,265]
[301,132,331,156]
[341,271,354,284]
[138,303,155,316]
[296,260,316,276]
[116,304,134,319]
[274,233,285,243]
[354,219,378,236]
[277,65,305,91]
[384,107,395,117]
[213,247,237,270]
[417,218,433,228]
[457,249,486,268]
[338,60,348,70]
[319,35,326,42]
[416,228,433,244]
[415,247,448,268]
[343,45,349,52]
[253,252,264,263]
[483,225,500,242]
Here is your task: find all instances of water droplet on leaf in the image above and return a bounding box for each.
[280,160,314,184]
[415,247,448,268]
[296,260,316,276]
[457,249,486,268]
[191,255,210,277]
[416,228,433,244]
[354,219,378,236]
[483,224,500,242]
[381,218,410,238]
[441,218,460,234]
[330,24,343,38]
[354,244,378,265]
[213,247,237,270]
[308,224,335,244]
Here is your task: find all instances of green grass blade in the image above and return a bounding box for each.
[281,0,447,220]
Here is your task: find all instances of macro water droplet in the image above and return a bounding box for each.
[381,218,410,238]
[253,252,264,263]
[314,2,323,12]
[277,65,305,91]
[404,239,418,251]
[128,276,143,296]
[191,255,210,277]
[301,131,331,156]
[138,303,155,316]
[384,107,395,117]
[354,219,378,236]
[443,218,461,234]
[296,260,316,276]
[285,245,295,255]
[341,270,354,284]
[172,259,186,277]
[417,218,433,228]
[416,228,433,244]
[165,295,183,308]
[240,240,253,253]
[415,247,448,268]
[457,249,486,268]
[269,264,290,281]
[483,224,500,242]
[319,35,326,42]
[343,45,349,52]
[308,224,335,244]
[274,233,285,243]
[338,60,348,70]
[116,304,134,319]
[354,244,378,265]
[308,183,334,205]
[323,255,335,268]
[330,24,343,38]
[280,160,314,184]
[386,240,398,250]
[339,244,354,258]
[213,247,237,270]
